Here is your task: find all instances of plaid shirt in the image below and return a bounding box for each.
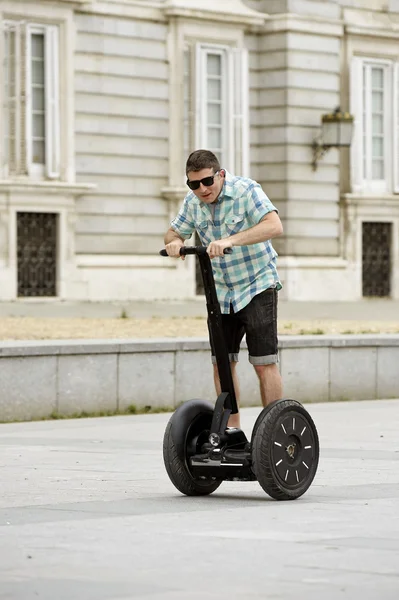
[170,171,282,314]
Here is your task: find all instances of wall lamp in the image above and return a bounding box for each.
[312,107,354,171]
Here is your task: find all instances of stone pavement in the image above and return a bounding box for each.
[1,399,399,600]
[0,297,399,320]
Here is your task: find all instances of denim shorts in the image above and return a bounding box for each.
[208,287,279,366]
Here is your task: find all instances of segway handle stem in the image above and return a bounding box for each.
[160,244,238,416]
[160,246,233,257]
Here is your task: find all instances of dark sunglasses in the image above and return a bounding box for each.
[186,171,220,191]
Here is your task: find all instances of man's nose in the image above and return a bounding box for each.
[199,182,208,192]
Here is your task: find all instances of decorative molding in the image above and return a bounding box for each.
[161,186,187,203]
[0,0,72,20]
[343,193,399,208]
[78,0,165,20]
[345,26,399,40]
[164,0,265,28]
[263,13,343,37]
[344,7,399,40]
[0,181,96,196]
[162,186,187,224]
[36,0,88,3]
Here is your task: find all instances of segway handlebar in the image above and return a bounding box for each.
[160,246,233,257]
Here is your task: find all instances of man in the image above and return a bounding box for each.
[164,149,283,428]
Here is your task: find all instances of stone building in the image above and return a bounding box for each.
[0,0,398,301]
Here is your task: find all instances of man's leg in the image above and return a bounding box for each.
[213,362,241,428]
[253,363,283,407]
[238,288,282,408]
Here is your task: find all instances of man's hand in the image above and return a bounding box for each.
[165,239,185,260]
[207,239,233,259]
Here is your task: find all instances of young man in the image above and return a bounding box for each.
[164,149,283,428]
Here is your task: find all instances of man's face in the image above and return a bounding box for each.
[186,168,225,204]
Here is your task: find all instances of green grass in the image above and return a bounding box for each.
[299,328,325,335]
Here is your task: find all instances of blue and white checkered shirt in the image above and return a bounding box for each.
[170,171,282,314]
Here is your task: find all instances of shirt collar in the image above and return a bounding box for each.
[217,170,234,202]
[198,171,234,217]
[186,170,234,209]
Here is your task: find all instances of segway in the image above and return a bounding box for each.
[160,246,319,500]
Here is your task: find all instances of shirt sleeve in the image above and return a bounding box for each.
[246,182,278,226]
[170,197,196,240]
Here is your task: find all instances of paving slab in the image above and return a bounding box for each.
[1,399,399,600]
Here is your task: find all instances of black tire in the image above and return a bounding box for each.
[163,399,222,496]
[252,399,319,501]
[251,399,280,443]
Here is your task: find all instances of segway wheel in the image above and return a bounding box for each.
[252,399,319,500]
[163,399,222,496]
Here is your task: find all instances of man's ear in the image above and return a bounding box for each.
[220,169,226,178]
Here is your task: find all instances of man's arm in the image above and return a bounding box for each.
[164,227,186,259]
[230,211,283,246]
[207,211,283,258]
[164,227,185,245]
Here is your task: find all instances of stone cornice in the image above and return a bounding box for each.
[343,193,399,209]
[77,0,265,26]
[78,0,164,21]
[164,0,265,27]
[263,13,344,37]
[0,180,96,196]
[344,7,399,38]
[345,25,399,39]
[161,186,187,203]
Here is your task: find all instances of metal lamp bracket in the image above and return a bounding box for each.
[312,137,331,171]
[311,138,331,171]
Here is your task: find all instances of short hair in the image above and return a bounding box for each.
[185,149,221,176]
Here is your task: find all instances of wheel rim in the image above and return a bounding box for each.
[271,411,317,489]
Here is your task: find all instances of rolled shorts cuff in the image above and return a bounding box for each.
[249,353,279,366]
[211,353,239,364]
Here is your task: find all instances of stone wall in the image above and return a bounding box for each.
[1,335,398,422]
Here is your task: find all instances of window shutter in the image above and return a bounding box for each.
[3,23,15,174]
[183,44,195,162]
[195,43,204,150]
[394,62,399,193]
[19,23,28,176]
[230,47,249,177]
[350,57,364,193]
[25,23,33,175]
[4,21,27,176]
[45,26,60,178]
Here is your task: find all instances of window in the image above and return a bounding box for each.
[351,57,395,194]
[362,221,392,297]
[3,20,60,179]
[184,43,249,176]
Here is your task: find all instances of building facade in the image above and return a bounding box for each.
[0,0,398,302]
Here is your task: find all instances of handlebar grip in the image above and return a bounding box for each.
[159,246,233,256]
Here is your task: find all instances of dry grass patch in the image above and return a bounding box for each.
[0,317,399,341]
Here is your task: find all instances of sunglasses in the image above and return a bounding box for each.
[186,171,220,191]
